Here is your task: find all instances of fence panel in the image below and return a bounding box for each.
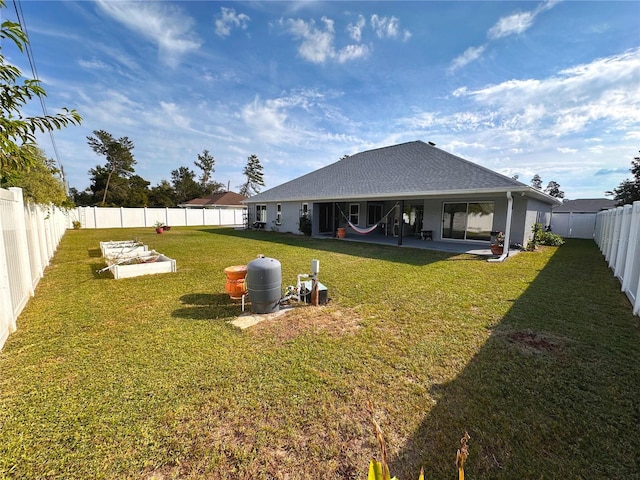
[0,187,68,350]
[595,201,640,317]
[72,206,246,229]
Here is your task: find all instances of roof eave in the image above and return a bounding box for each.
[245,186,561,204]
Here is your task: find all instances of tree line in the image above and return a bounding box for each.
[69,130,265,207]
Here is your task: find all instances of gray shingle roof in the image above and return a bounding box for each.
[247,140,530,203]
[552,198,616,213]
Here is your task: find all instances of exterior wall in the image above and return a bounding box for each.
[423,200,443,240]
[248,195,555,246]
[509,197,552,247]
[266,201,305,234]
[254,201,309,234]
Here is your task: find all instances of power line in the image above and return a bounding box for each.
[11,0,67,189]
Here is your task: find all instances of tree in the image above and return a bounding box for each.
[148,180,176,207]
[238,154,264,197]
[87,130,136,205]
[124,175,150,207]
[0,1,81,179]
[1,145,70,207]
[194,149,224,195]
[544,181,565,199]
[69,187,94,206]
[530,174,543,190]
[171,166,202,204]
[606,151,640,206]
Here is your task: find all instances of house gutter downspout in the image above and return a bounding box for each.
[488,191,513,263]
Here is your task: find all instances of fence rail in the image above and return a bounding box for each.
[0,187,67,350]
[595,201,640,317]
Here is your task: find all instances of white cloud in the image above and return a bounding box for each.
[75,88,142,127]
[370,14,411,40]
[78,58,110,70]
[451,0,559,71]
[215,7,250,37]
[449,45,486,72]
[401,47,640,183]
[95,0,200,67]
[557,147,578,154]
[488,11,535,40]
[159,101,192,130]
[281,17,369,64]
[347,15,366,42]
[284,17,336,63]
[337,44,370,63]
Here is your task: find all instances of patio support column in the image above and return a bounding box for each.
[398,200,404,246]
[489,191,513,262]
[503,191,513,255]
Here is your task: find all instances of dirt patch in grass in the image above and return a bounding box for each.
[247,305,363,344]
[499,329,567,357]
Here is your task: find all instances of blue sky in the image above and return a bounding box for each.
[7,0,640,199]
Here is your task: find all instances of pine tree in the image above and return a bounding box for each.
[238,154,264,197]
[530,174,543,190]
[87,130,136,206]
[544,181,565,198]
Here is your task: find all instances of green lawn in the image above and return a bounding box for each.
[1,227,638,479]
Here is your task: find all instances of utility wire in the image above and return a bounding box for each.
[11,0,67,190]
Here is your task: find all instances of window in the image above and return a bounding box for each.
[276,204,282,225]
[442,202,494,241]
[301,203,309,217]
[349,204,359,225]
[256,204,267,223]
[367,203,383,225]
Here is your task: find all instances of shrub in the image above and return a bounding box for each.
[528,223,564,250]
[298,215,312,236]
[72,220,81,230]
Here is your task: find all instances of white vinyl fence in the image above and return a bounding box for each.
[0,187,68,350]
[70,206,246,229]
[594,201,640,317]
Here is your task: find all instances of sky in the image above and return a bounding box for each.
[5,0,640,199]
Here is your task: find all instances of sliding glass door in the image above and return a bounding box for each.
[442,202,494,241]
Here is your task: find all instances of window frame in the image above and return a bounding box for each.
[349,203,360,225]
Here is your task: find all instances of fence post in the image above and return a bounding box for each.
[0,195,16,348]
[9,188,33,298]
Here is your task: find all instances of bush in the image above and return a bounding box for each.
[72,220,81,230]
[529,223,564,249]
[298,215,312,236]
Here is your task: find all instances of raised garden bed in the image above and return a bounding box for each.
[99,241,176,279]
[106,252,177,279]
[100,240,147,258]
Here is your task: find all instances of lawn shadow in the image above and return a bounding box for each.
[87,248,102,258]
[389,240,640,478]
[173,292,243,320]
[90,262,113,280]
[198,228,481,267]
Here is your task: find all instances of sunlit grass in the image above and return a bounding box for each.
[1,227,638,478]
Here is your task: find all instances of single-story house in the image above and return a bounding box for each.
[180,191,247,210]
[550,198,616,239]
[244,141,562,249]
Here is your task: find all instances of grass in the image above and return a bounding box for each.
[1,227,639,479]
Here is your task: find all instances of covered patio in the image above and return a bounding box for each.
[314,231,501,256]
